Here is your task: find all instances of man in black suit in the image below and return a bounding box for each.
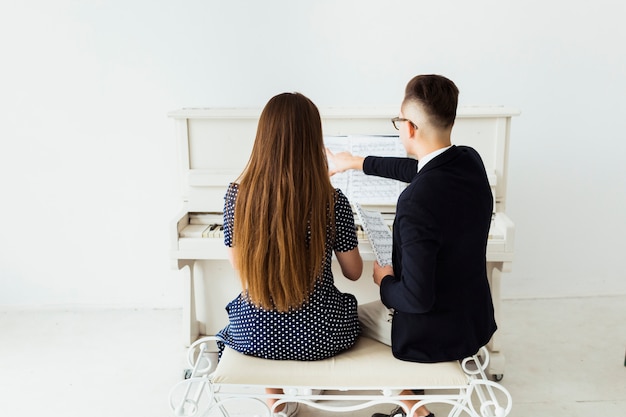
[327,74,496,417]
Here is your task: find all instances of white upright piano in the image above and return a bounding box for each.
[169,106,519,379]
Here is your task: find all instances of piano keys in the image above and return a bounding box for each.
[174,212,513,260]
[169,106,519,379]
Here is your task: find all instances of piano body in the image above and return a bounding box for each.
[169,106,519,379]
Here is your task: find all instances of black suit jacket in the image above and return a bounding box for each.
[363,145,497,362]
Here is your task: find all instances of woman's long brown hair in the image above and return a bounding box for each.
[233,93,335,312]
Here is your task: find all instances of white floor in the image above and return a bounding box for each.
[1,296,624,417]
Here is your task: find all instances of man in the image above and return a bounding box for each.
[327,74,497,417]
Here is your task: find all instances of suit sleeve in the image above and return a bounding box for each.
[379,200,439,314]
[363,156,418,183]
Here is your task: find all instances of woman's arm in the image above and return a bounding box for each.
[335,247,363,281]
[226,247,236,269]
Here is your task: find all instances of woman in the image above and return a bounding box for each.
[217,92,363,416]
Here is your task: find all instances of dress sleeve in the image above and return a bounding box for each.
[223,183,238,248]
[333,189,358,252]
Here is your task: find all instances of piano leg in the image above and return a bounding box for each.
[179,260,200,347]
[486,262,505,380]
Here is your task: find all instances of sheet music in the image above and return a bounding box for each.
[354,202,393,266]
[325,135,406,205]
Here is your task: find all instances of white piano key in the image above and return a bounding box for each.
[179,224,212,238]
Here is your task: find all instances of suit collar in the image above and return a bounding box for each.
[418,145,458,175]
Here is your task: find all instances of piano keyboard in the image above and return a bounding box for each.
[177,213,506,243]
[179,224,224,238]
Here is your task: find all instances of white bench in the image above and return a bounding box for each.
[169,336,512,417]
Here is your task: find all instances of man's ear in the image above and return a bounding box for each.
[407,122,418,139]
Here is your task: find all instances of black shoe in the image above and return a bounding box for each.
[371,407,434,417]
[372,406,406,417]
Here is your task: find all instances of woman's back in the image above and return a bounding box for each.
[216,92,362,360]
[218,184,360,360]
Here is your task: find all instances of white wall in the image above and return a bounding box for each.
[1,0,624,308]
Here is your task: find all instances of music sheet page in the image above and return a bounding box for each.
[354,202,393,266]
[325,135,406,205]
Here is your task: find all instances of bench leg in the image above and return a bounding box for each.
[486,262,505,380]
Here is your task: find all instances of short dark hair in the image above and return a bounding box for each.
[403,74,459,129]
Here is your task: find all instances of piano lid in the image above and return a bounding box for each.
[169,106,520,213]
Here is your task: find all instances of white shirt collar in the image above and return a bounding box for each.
[417,145,452,173]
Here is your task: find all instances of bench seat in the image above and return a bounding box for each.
[169,336,512,417]
[214,336,468,389]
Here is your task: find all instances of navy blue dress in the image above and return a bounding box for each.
[216,183,360,360]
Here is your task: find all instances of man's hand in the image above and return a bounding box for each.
[326,148,365,176]
[373,261,394,286]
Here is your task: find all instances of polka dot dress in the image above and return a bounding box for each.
[216,183,360,360]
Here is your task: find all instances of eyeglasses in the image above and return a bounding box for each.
[391,117,418,130]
